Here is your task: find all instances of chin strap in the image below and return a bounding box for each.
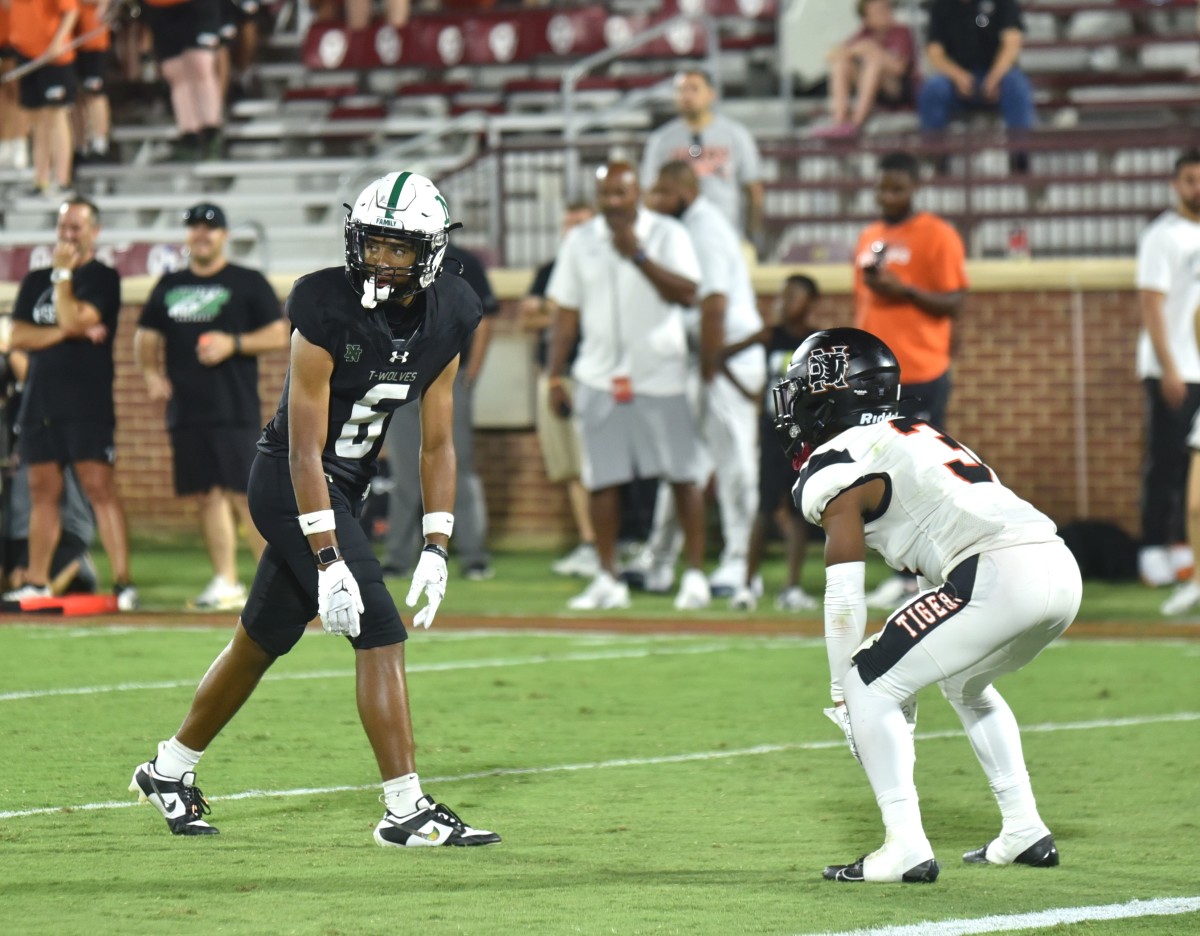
[360,277,392,309]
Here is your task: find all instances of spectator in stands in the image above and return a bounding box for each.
[73,0,113,164]
[217,0,265,103]
[0,0,32,170]
[812,0,915,139]
[340,0,409,30]
[720,274,821,613]
[518,200,600,580]
[640,68,765,251]
[9,0,77,196]
[2,198,138,609]
[134,202,288,610]
[919,0,1035,172]
[852,151,968,609]
[546,160,709,611]
[141,0,224,161]
[1134,149,1200,591]
[647,161,766,599]
[384,242,497,581]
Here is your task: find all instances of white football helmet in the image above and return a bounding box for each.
[344,171,459,308]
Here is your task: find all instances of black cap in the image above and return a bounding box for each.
[183,203,227,229]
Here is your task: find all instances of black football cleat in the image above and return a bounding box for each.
[129,760,218,835]
[823,857,940,883]
[374,795,501,847]
[964,833,1059,867]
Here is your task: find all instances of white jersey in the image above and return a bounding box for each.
[796,417,1060,583]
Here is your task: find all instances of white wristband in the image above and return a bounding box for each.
[298,509,337,534]
[422,511,454,538]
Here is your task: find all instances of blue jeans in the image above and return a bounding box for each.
[917,69,1035,132]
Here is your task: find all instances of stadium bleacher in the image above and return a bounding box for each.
[1,0,1198,273]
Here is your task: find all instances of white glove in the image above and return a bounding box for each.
[317,560,364,638]
[823,704,861,763]
[405,545,448,629]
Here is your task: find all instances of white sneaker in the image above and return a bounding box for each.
[567,572,631,610]
[1161,580,1200,615]
[3,583,50,602]
[865,575,918,610]
[1139,546,1175,587]
[729,586,757,612]
[551,543,600,578]
[189,576,247,611]
[674,568,711,610]
[643,562,675,594]
[1170,543,1194,582]
[774,586,818,611]
[708,559,746,597]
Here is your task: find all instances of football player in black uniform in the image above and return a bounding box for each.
[130,171,501,848]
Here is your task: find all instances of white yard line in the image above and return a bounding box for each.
[1,711,1196,821]
[0,641,811,703]
[801,896,1200,936]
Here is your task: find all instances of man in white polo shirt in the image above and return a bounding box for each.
[1135,148,1200,590]
[546,161,710,611]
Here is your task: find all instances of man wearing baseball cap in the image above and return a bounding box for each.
[134,202,288,610]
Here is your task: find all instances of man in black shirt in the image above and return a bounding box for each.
[382,242,498,580]
[3,198,137,609]
[129,171,500,848]
[918,0,1035,163]
[134,202,288,611]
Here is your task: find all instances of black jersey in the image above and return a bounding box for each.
[257,266,482,495]
[12,260,121,428]
[138,263,282,430]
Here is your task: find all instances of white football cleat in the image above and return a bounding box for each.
[1161,580,1200,615]
[567,572,631,610]
[374,795,500,847]
[674,568,711,610]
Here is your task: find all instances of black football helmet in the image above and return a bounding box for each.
[772,327,901,457]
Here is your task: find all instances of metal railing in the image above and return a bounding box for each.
[561,13,720,198]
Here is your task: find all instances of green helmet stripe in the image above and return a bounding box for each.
[384,171,412,218]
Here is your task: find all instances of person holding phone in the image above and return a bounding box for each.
[853,151,968,609]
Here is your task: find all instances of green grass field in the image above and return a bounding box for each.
[2,568,1199,936]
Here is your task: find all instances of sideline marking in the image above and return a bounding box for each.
[0,639,820,703]
[801,895,1200,936]
[1,711,1196,821]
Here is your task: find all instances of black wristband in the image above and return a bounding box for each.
[422,543,449,560]
[233,334,242,355]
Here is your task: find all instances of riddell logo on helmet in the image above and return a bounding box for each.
[859,411,892,425]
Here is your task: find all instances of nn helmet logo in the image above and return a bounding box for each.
[807,346,851,394]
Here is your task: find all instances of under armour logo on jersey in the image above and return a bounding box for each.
[808,347,850,394]
[390,350,409,364]
[344,344,362,363]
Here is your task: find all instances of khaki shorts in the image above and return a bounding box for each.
[536,373,582,483]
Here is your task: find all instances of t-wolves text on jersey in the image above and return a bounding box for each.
[794,416,1059,583]
[257,267,482,495]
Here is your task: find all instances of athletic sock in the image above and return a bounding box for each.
[154,736,204,780]
[383,773,425,816]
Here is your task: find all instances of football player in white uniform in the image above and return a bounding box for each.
[775,327,1081,883]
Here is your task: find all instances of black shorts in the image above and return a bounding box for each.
[75,50,107,93]
[241,453,406,657]
[143,0,222,63]
[758,427,801,517]
[17,58,76,109]
[18,420,115,466]
[170,424,260,496]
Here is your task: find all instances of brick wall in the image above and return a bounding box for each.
[108,280,1145,546]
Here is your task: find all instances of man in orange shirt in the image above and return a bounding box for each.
[853,149,968,607]
[9,0,78,195]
